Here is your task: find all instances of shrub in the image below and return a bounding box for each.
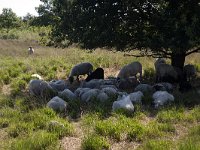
[81,134,110,150]
[127,124,146,141]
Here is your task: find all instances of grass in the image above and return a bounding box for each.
[0,29,200,149]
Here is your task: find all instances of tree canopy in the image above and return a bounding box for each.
[40,0,200,68]
[0,8,21,32]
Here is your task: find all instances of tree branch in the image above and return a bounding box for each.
[123,53,171,58]
[186,47,200,56]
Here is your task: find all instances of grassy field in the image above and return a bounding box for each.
[0,30,200,150]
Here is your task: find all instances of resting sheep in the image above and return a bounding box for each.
[68,62,93,83]
[112,95,134,112]
[116,77,140,90]
[29,79,57,98]
[47,96,67,112]
[134,84,154,94]
[117,61,142,81]
[152,91,174,108]
[58,89,77,101]
[183,64,196,81]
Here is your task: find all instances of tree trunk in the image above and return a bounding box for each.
[171,53,186,82]
[171,53,186,69]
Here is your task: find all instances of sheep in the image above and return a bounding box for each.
[58,89,77,101]
[179,81,192,93]
[85,67,104,82]
[68,62,93,83]
[97,92,109,102]
[81,79,105,89]
[49,80,68,92]
[80,89,100,102]
[112,95,134,112]
[31,74,43,80]
[29,79,57,98]
[155,63,178,83]
[152,91,174,108]
[134,84,154,94]
[152,82,173,93]
[116,77,140,90]
[154,58,166,70]
[117,61,142,81]
[101,87,118,98]
[74,87,91,98]
[183,64,196,81]
[128,91,144,104]
[28,46,34,55]
[47,96,67,112]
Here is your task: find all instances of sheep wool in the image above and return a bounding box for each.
[128,91,144,104]
[69,62,93,83]
[112,95,134,112]
[155,64,178,83]
[58,89,77,101]
[47,96,67,112]
[117,61,142,80]
[152,91,174,108]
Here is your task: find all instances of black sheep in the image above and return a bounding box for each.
[85,68,104,82]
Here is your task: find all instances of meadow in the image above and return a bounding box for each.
[0,28,200,150]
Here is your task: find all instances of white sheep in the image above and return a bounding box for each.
[29,79,57,98]
[183,64,196,81]
[31,74,43,80]
[152,91,174,108]
[68,62,93,83]
[28,46,34,55]
[80,89,100,102]
[112,95,134,112]
[47,96,67,112]
[117,61,142,81]
[155,63,178,83]
[58,89,77,101]
[128,91,144,104]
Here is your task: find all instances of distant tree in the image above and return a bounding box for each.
[34,0,57,26]
[41,0,200,69]
[0,8,21,32]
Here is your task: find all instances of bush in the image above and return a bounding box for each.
[82,134,110,150]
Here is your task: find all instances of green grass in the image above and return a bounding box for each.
[0,33,200,149]
[81,134,110,150]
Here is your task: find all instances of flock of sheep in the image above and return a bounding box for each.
[28,59,197,113]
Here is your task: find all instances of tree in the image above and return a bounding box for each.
[42,0,200,69]
[0,8,21,32]
[35,0,57,26]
